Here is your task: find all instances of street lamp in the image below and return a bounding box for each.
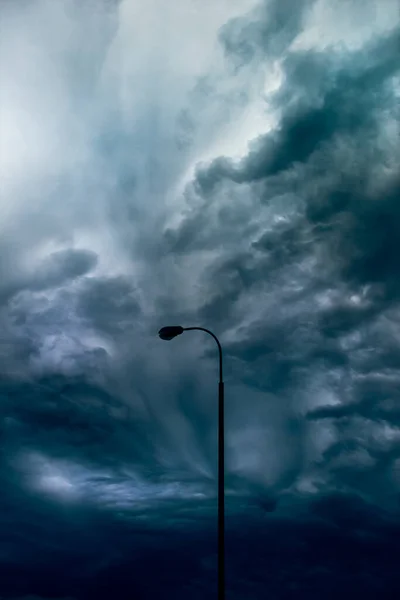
[158,325,225,600]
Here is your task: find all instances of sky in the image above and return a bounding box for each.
[0,0,400,597]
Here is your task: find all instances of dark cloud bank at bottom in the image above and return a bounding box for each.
[1,485,400,599]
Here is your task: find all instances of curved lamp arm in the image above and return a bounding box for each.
[183,327,223,383]
[158,325,223,383]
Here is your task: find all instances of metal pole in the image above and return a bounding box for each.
[184,327,224,599]
[218,378,225,599]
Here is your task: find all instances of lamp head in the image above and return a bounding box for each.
[158,326,184,341]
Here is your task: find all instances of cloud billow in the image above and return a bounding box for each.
[166,1,400,507]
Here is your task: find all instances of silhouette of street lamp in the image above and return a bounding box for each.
[158,325,225,600]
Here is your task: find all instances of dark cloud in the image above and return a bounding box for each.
[219,0,315,69]
[76,275,141,336]
[1,488,400,598]
[194,28,399,193]
[0,249,97,309]
[169,22,399,341]
[0,374,139,471]
[31,249,98,290]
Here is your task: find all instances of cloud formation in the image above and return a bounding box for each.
[1,0,400,596]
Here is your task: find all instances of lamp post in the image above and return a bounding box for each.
[158,325,225,600]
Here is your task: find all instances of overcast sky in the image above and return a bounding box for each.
[1,0,400,598]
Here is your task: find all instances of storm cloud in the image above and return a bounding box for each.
[1,0,400,597]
